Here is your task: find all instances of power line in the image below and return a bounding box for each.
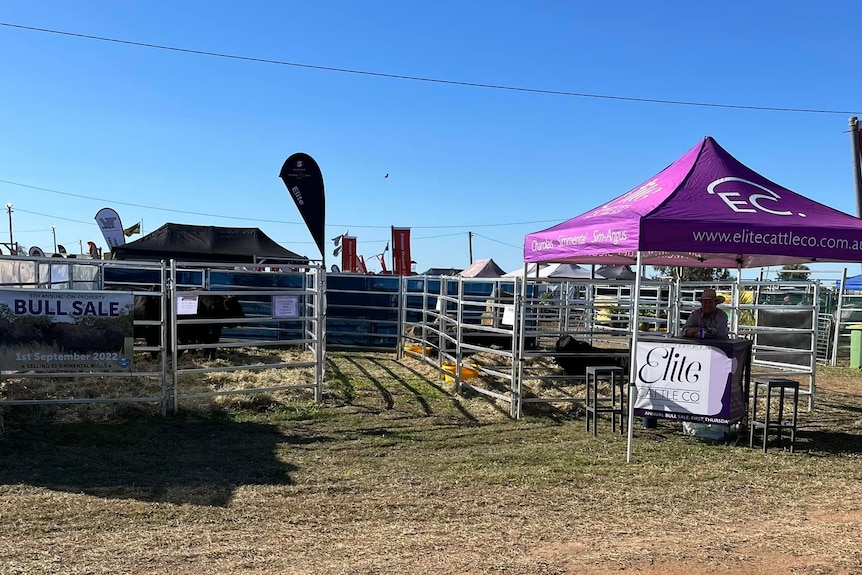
[284,231,470,246]
[470,231,522,250]
[7,227,53,234]
[1,21,859,116]
[15,207,94,225]
[10,200,523,251]
[0,178,561,230]
[0,179,295,226]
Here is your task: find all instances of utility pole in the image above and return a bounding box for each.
[851,117,862,218]
[5,203,13,251]
[52,226,57,253]
[468,231,473,265]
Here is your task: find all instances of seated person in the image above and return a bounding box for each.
[682,288,729,340]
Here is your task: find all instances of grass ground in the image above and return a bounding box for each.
[1,352,861,574]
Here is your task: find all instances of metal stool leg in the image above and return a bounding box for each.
[585,372,592,433]
[585,366,625,436]
[591,374,598,436]
[763,384,771,453]
[777,385,786,448]
[616,374,626,436]
[752,379,800,454]
[790,385,799,453]
[749,383,759,449]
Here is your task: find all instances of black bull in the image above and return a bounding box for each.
[134,294,245,359]
[553,335,626,376]
[440,329,538,354]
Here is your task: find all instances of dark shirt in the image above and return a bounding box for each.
[682,308,729,339]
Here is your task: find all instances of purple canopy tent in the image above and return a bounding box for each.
[523,136,862,461]
[525,137,862,268]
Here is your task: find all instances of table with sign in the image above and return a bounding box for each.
[633,336,752,425]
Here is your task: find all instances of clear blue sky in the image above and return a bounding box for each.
[1,1,861,277]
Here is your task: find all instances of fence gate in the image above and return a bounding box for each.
[168,260,325,412]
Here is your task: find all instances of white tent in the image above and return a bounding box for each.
[459,258,506,278]
[503,262,592,279]
[595,265,636,280]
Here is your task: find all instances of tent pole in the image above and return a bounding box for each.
[626,251,643,463]
[733,262,742,337]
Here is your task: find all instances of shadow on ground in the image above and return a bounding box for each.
[0,415,301,506]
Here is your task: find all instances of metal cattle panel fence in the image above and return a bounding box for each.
[0,256,170,415]
[0,255,324,416]
[326,273,401,349]
[737,279,819,410]
[168,261,325,412]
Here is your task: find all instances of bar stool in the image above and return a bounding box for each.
[749,378,800,453]
[585,365,626,436]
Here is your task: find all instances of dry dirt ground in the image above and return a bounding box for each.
[1,352,860,575]
[344,361,862,575]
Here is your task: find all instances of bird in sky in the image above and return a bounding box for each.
[384,173,389,179]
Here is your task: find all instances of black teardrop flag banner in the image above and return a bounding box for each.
[280,152,326,257]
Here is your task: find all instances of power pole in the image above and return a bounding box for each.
[851,117,862,218]
[5,203,13,251]
[468,231,473,265]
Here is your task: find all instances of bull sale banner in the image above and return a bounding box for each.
[280,153,326,257]
[0,289,135,372]
[633,340,747,425]
[392,227,411,276]
[342,236,358,273]
[94,207,126,249]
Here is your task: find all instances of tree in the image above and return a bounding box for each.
[777,264,810,281]
[652,266,732,281]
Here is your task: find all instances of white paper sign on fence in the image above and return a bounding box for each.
[272,295,300,319]
[176,295,198,315]
[501,305,515,326]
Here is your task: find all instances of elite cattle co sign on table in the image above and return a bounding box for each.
[634,340,741,424]
[0,289,135,372]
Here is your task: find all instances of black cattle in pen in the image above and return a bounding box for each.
[132,293,245,360]
[441,328,537,356]
[553,335,625,376]
[181,295,246,360]
[133,293,164,356]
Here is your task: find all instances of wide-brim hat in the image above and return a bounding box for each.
[698,288,725,304]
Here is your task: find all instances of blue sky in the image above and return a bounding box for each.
[1,1,861,277]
